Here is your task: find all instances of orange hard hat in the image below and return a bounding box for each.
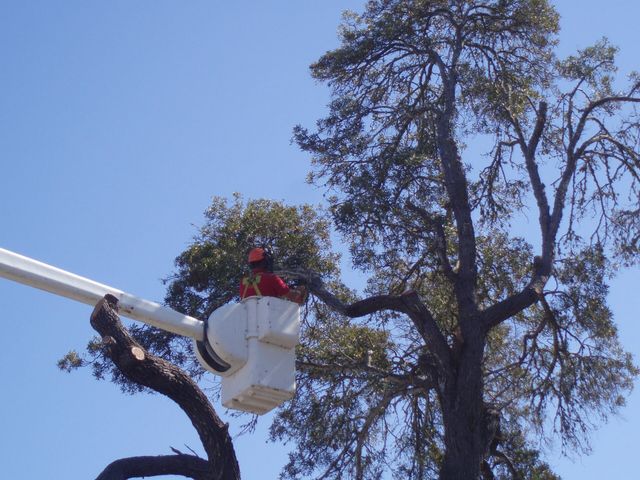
[248,247,266,263]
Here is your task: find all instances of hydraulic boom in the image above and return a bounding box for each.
[0,247,299,414]
[0,247,204,339]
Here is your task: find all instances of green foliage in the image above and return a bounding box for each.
[273,315,436,480]
[165,194,340,320]
[57,350,85,372]
[296,0,563,274]
[558,38,618,86]
[482,244,638,456]
[489,427,561,480]
[288,0,639,478]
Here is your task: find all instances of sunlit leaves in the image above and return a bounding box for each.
[165,194,340,320]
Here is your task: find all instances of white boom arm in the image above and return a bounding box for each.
[0,247,300,414]
[0,247,204,341]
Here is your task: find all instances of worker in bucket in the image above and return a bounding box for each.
[239,247,306,304]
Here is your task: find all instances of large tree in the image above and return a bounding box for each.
[285,0,640,478]
[64,1,640,479]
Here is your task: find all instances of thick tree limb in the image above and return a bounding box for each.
[90,295,240,480]
[435,110,478,317]
[481,257,549,330]
[527,101,548,160]
[297,273,453,376]
[96,455,210,480]
[480,286,537,330]
[514,102,553,261]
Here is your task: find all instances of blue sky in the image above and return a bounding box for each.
[0,1,638,479]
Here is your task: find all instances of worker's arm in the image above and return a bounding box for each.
[283,286,307,305]
[271,274,306,305]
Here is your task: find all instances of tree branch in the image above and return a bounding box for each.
[404,202,456,282]
[521,102,553,265]
[435,109,478,317]
[481,257,548,330]
[292,272,453,377]
[553,95,640,239]
[481,287,538,331]
[527,101,548,157]
[90,295,240,480]
[96,454,210,480]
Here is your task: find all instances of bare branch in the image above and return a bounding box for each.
[95,455,210,480]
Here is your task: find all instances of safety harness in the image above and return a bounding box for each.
[241,273,262,298]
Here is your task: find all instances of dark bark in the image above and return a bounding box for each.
[429,51,492,479]
[303,274,453,377]
[299,269,497,479]
[312,266,494,479]
[96,455,210,480]
[435,108,478,321]
[439,324,490,480]
[90,295,241,480]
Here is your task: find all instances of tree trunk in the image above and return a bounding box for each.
[439,335,489,480]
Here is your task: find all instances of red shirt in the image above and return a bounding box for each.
[239,268,290,299]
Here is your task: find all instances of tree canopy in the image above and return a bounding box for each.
[282,0,640,478]
[285,1,639,478]
[65,1,640,479]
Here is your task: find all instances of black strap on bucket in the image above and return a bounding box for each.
[196,314,231,373]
